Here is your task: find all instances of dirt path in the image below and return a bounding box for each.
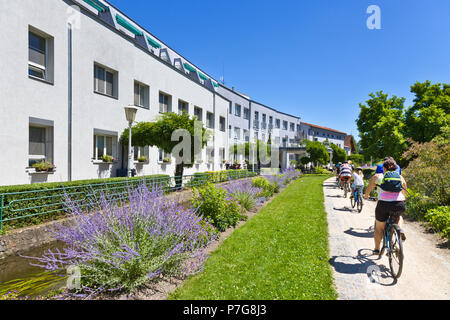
[324,178,450,300]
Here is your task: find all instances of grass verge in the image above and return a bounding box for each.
[169,175,337,300]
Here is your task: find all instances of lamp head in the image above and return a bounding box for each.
[124,106,138,123]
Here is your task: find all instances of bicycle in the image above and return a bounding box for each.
[351,187,364,213]
[376,214,404,279]
[342,179,350,198]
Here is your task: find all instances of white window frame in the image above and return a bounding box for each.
[29,125,53,167]
[94,64,116,97]
[134,81,149,109]
[93,134,117,162]
[159,92,170,113]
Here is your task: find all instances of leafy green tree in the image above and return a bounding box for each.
[356,91,407,162]
[120,113,209,187]
[230,140,271,168]
[405,81,450,143]
[304,140,330,166]
[348,154,364,165]
[330,143,347,164]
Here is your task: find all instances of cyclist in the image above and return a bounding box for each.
[339,161,352,190]
[335,162,342,181]
[350,167,364,200]
[364,158,407,255]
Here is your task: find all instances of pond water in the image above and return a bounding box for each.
[0,241,67,298]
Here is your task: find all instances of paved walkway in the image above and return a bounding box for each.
[324,178,450,300]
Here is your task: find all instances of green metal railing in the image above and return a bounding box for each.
[0,170,259,231]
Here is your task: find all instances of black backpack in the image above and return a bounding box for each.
[380,171,403,192]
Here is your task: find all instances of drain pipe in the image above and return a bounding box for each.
[68,23,73,181]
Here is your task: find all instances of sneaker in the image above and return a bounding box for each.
[373,249,380,255]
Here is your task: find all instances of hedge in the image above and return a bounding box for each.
[0,175,170,231]
[186,170,258,188]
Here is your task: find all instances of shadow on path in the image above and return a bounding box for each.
[344,227,374,239]
[329,249,397,287]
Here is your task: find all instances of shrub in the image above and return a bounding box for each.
[282,168,301,181]
[402,138,449,207]
[252,177,274,198]
[26,183,215,295]
[191,183,245,232]
[406,189,439,221]
[314,167,331,175]
[425,206,450,239]
[220,180,265,211]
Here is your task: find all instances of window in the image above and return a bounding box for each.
[229,103,232,114]
[290,123,295,132]
[178,100,189,115]
[243,108,250,120]
[283,121,288,130]
[158,149,171,162]
[29,125,53,167]
[194,106,203,121]
[29,28,54,82]
[219,117,226,132]
[244,130,249,142]
[134,146,148,161]
[207,147,215,163]
[134,81,149,109]
[276,119,281,129]
[93,134,117,161]
[262,133,266,142]
[235,104,241,117]
[229,125,232,139]
[219,148,225,162]
[94,64,117,97]
[206,112,214,129]
[159,92,171,113]
[254,111,259,120]
[234,127,240,140]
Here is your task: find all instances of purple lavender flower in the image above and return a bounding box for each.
[25,182,216,295]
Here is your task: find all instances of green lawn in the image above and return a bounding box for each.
[170,175,337,300]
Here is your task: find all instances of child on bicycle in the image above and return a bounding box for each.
[350,167,364,199]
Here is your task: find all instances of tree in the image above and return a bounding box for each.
[356,91,407,162]
[405,81,450,143]
[304,140,330,166]
[348,154,364,165]
[330,143,347,164]
[120,112,209,188]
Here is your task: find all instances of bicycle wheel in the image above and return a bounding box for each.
[357,194,364,213]
[351,192,356,208]
[388,225,404,279]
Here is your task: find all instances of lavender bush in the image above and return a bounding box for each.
[282,168,301,181]
[27,183,216,296]
[220,180,266,211]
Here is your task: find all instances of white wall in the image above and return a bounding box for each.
[0,0,230,186]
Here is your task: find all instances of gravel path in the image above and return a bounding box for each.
[324,178,450,300]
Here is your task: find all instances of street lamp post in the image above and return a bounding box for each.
[124,106,138,178]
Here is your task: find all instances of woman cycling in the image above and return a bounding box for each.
[350,167,364,199]
[364,158,407,255]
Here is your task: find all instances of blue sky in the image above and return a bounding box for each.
[108,0,450,140]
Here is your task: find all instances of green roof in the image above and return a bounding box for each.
[183,63,196,73]
[82,0,109,13]
[115,14,143,36]
[146,36,161,49]
[198,72,209,81]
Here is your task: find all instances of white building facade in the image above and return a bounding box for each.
[0,0,345,186]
